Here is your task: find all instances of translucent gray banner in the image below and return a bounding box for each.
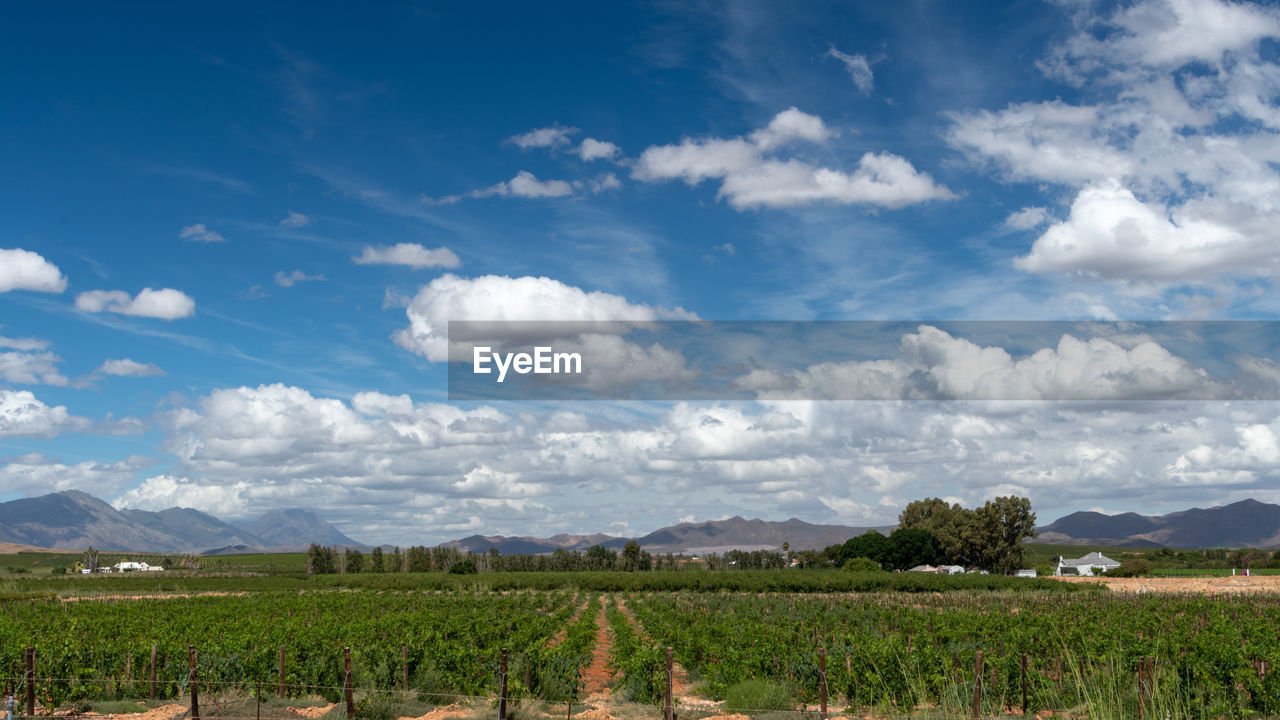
[446,321,1280,401]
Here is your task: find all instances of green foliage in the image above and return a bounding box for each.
[447,558,477,575]
[721,679,795,712]
[899,495,1036,573]
[841,557,883,572]
[1106,559,1153,577]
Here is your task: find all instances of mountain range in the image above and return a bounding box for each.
[1037,499,1280,548]
[0,490,359,554]
[444,516,895,555]
[6,491,1280,554]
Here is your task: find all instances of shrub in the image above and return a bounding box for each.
[841,557,883,572]
[722,679,795,713]
[1105,559,1152,577]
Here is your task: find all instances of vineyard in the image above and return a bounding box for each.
[2,573,1280,719]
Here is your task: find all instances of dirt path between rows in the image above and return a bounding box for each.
[578,597,614,698]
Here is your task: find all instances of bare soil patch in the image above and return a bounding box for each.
[1054,574,1280,594]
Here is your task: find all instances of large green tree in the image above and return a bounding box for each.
[973,496,1038,574]
[899,495,1037,573]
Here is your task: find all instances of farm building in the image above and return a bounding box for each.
[113,561,164,572]
[1055,552,1119,576]
[907,564,966,574]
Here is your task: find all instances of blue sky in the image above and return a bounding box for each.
[4,1,1280,545]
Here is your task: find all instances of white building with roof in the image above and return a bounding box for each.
[1055,552,1120,576]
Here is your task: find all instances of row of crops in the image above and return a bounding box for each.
[7,585,1280,718]
[0,590,598,708]
[612,590,1280,718]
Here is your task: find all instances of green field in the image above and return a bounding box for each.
[0,564,1276,719]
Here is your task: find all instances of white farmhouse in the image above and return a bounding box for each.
[113,561,164,572]
[1055,552,1120,577]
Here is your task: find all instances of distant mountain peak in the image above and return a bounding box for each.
[0,490,360,553]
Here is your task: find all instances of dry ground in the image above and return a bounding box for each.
[1053,573,1280,594]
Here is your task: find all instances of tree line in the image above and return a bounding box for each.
[307,495,1039,576]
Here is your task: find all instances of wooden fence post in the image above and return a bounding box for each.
[343,647,354,720]
[971,651,984,719]
[402,645,409,691]
[188,645,199,720]
[818,648,828,720]
[25,647,35,717]
[149,645,157,702]
[664,647,673,720]
[278,646,287,698]
[499,649,508,720]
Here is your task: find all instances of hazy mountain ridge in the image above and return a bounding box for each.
[1037,499,1280,548]
[8,491,1280,554]
[445,516,893,555]
[0,491,360,553]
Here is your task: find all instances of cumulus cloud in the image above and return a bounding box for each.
[0,350,67,386]
[575,138,621,161]
[1013,180,1260,279]
[635,107,952,209]
[948,0,1280,283]
[0,248,67,293]
[75,288,196,320]
[97,358,166,377]
[1,453,152,497]
[393,273,697,362]
[279,211,312,228]
[178,223,225,243]
[274,269,326,287]
[0,389,87,438]
[32,373,1280,544]
[737,325,1220,401]
[826,47,874,94]
[507,125,579,149]
[353,243,461,269]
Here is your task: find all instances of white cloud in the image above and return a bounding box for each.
[279,211,312,228]
[0,351,67,386]
[740,325,1220,402]
[353,243,461,269]
[97,358,166,377]
[576,138,621,161]
[0,389,86,438]
[635,107,952,209]
[1,453,151,497]
[1013,180,1261,280]
[393,273,697,362]
[507,125,579,149]
[178,223,225,243]
[428,171,577,204]
[0,334,50,351]
[948,0,1280,284]
[825,47,874,95]
[505,171,574,198]
[114,475,254,515]
[274,269,326,287]
[717,153,956,210]
[0,248,67,293]
[749,107,835,151]
[1003,206,1051,231]
[75,288,196,320]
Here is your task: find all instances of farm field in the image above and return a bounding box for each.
[1,569,1279,719]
